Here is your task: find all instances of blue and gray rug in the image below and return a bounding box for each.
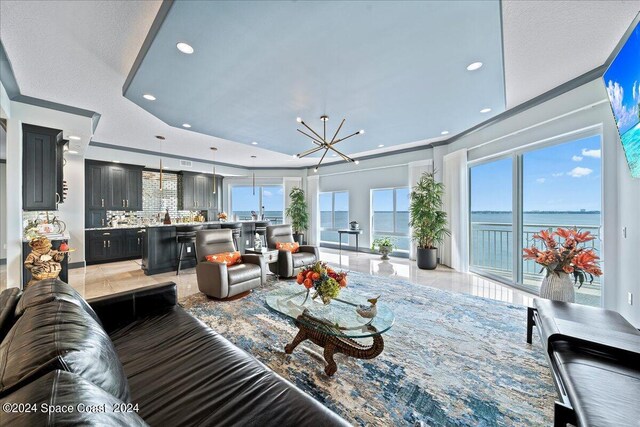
[181,272,555,426]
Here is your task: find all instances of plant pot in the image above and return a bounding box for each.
[378,245,392,260]
[293,233,305,245]
[416,247,438,270]
[540,272,575,303]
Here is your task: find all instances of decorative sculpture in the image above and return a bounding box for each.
[24,237,66,286]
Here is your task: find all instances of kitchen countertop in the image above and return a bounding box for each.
[85,220,265,231]
[23,233,71,242]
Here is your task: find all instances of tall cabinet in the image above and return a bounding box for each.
[178,172,223,213]
[22,124,67,211]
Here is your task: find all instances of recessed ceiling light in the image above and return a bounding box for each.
[378,144,384,148]
[182,123,191,128]
[251,141,258,145]
[480,108,492,113]
[68,135,81,140]
[143,94,156,101]
[441,130,449,135]
[176,42,194,54]
[68,150,79,154]
[113,160,120,163]
[467,62,483,71]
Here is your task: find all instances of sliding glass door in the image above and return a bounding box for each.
[521,135,602,305]
[470,158,514,281]
[469,134,602,306]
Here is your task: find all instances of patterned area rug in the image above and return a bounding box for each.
[180,272,555,426]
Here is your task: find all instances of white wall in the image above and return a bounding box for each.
[58,155,85,264]
[443,79,640,325]
[0,162,6,260]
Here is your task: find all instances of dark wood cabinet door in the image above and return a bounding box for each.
[125,229,143,258]
[87,209,107,228]
[195,175,208,209]
[125,168,143,211]
[179,173,196,210]
[86,163,108,209]
[107,166,126,210]
[87,237,108,262]
[22,124,62,211]
[107,236,124,259]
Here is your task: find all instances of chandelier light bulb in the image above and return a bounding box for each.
[359,129,365,134]
[354,160,360,165]
[296,117,303,123]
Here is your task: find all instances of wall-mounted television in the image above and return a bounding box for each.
[603,14,640,178]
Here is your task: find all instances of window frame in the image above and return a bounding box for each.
[319,190,349,243]
[370,186,410,252]
[229,184,284,223]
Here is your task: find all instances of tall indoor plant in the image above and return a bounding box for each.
[409,171,450,270]
[284,187,309,244]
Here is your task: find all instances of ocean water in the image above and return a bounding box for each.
[621,123,640,178]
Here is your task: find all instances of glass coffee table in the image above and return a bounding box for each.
[266,285,395,376]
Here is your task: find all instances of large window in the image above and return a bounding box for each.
[231,185,284,223]
[371,187,410,252]
[469,134,602,306]
[320,191,349,243]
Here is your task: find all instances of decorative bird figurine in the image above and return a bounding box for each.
[356,295,380,319]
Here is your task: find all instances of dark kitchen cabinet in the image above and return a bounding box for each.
[22,124,65,211]
[86,162,108,209]
[125,168,143,211]
[86,228,145,264]
[107,166,127,210]
[125,228,144,258]
[179,172,222,211]
[87,209,107,229]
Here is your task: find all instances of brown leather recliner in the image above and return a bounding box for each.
[266,224,319,278]
[195,229,265,299]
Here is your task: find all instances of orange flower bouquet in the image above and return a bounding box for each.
[522,228,602,288]
[296,261,348,304]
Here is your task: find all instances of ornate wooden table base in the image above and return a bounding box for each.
[284,315,385,376]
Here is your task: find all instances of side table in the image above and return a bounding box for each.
[245,248,279,282]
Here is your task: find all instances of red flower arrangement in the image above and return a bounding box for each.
[296,261,348,304]
[522,227,602,288]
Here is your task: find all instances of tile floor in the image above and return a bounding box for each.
[59,248,536,305]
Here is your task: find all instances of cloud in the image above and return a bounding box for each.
[568,167,593,178]
[263,190,273,197]
[581,148,601,158]
[572,155,583,162]
[536,178,546,183]
[606,80,639,133]
[552,172,564,177]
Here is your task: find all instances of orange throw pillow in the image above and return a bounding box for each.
[276,242,300,253]
[205,251,242,266]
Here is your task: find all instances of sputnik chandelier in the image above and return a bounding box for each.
[294,115,364,171]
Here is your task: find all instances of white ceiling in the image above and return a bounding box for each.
[1,0,639,166]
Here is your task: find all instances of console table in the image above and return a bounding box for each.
[337,229,363,252]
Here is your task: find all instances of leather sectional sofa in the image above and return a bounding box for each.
[0,279,349,426]
[527,298,640,427]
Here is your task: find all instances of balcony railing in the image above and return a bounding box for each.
[470,222,601,287]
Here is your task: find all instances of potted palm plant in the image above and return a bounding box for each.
[284,187,309,244]
[371,237,395,260]
[409,171,450,270]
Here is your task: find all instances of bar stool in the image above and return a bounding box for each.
[220,223,242,251]
[176,225,203,275]
[254,220,271,247]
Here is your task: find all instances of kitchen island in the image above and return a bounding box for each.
[141,220,268,275]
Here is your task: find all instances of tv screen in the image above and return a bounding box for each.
[603,18,640,178]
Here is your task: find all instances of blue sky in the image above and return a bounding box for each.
[471,135,602,212]
[603,20,640,135]
[231,185,283,211]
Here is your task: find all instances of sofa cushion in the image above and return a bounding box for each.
[15,278,101,325]
[205,251,242,266]
[292,251,316,267]
[0,288,21,341]
[0,300,130,402]
[276,241,300,253]
[109,306,349,427]
[0,370,147,426]
[227,263,261,285]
